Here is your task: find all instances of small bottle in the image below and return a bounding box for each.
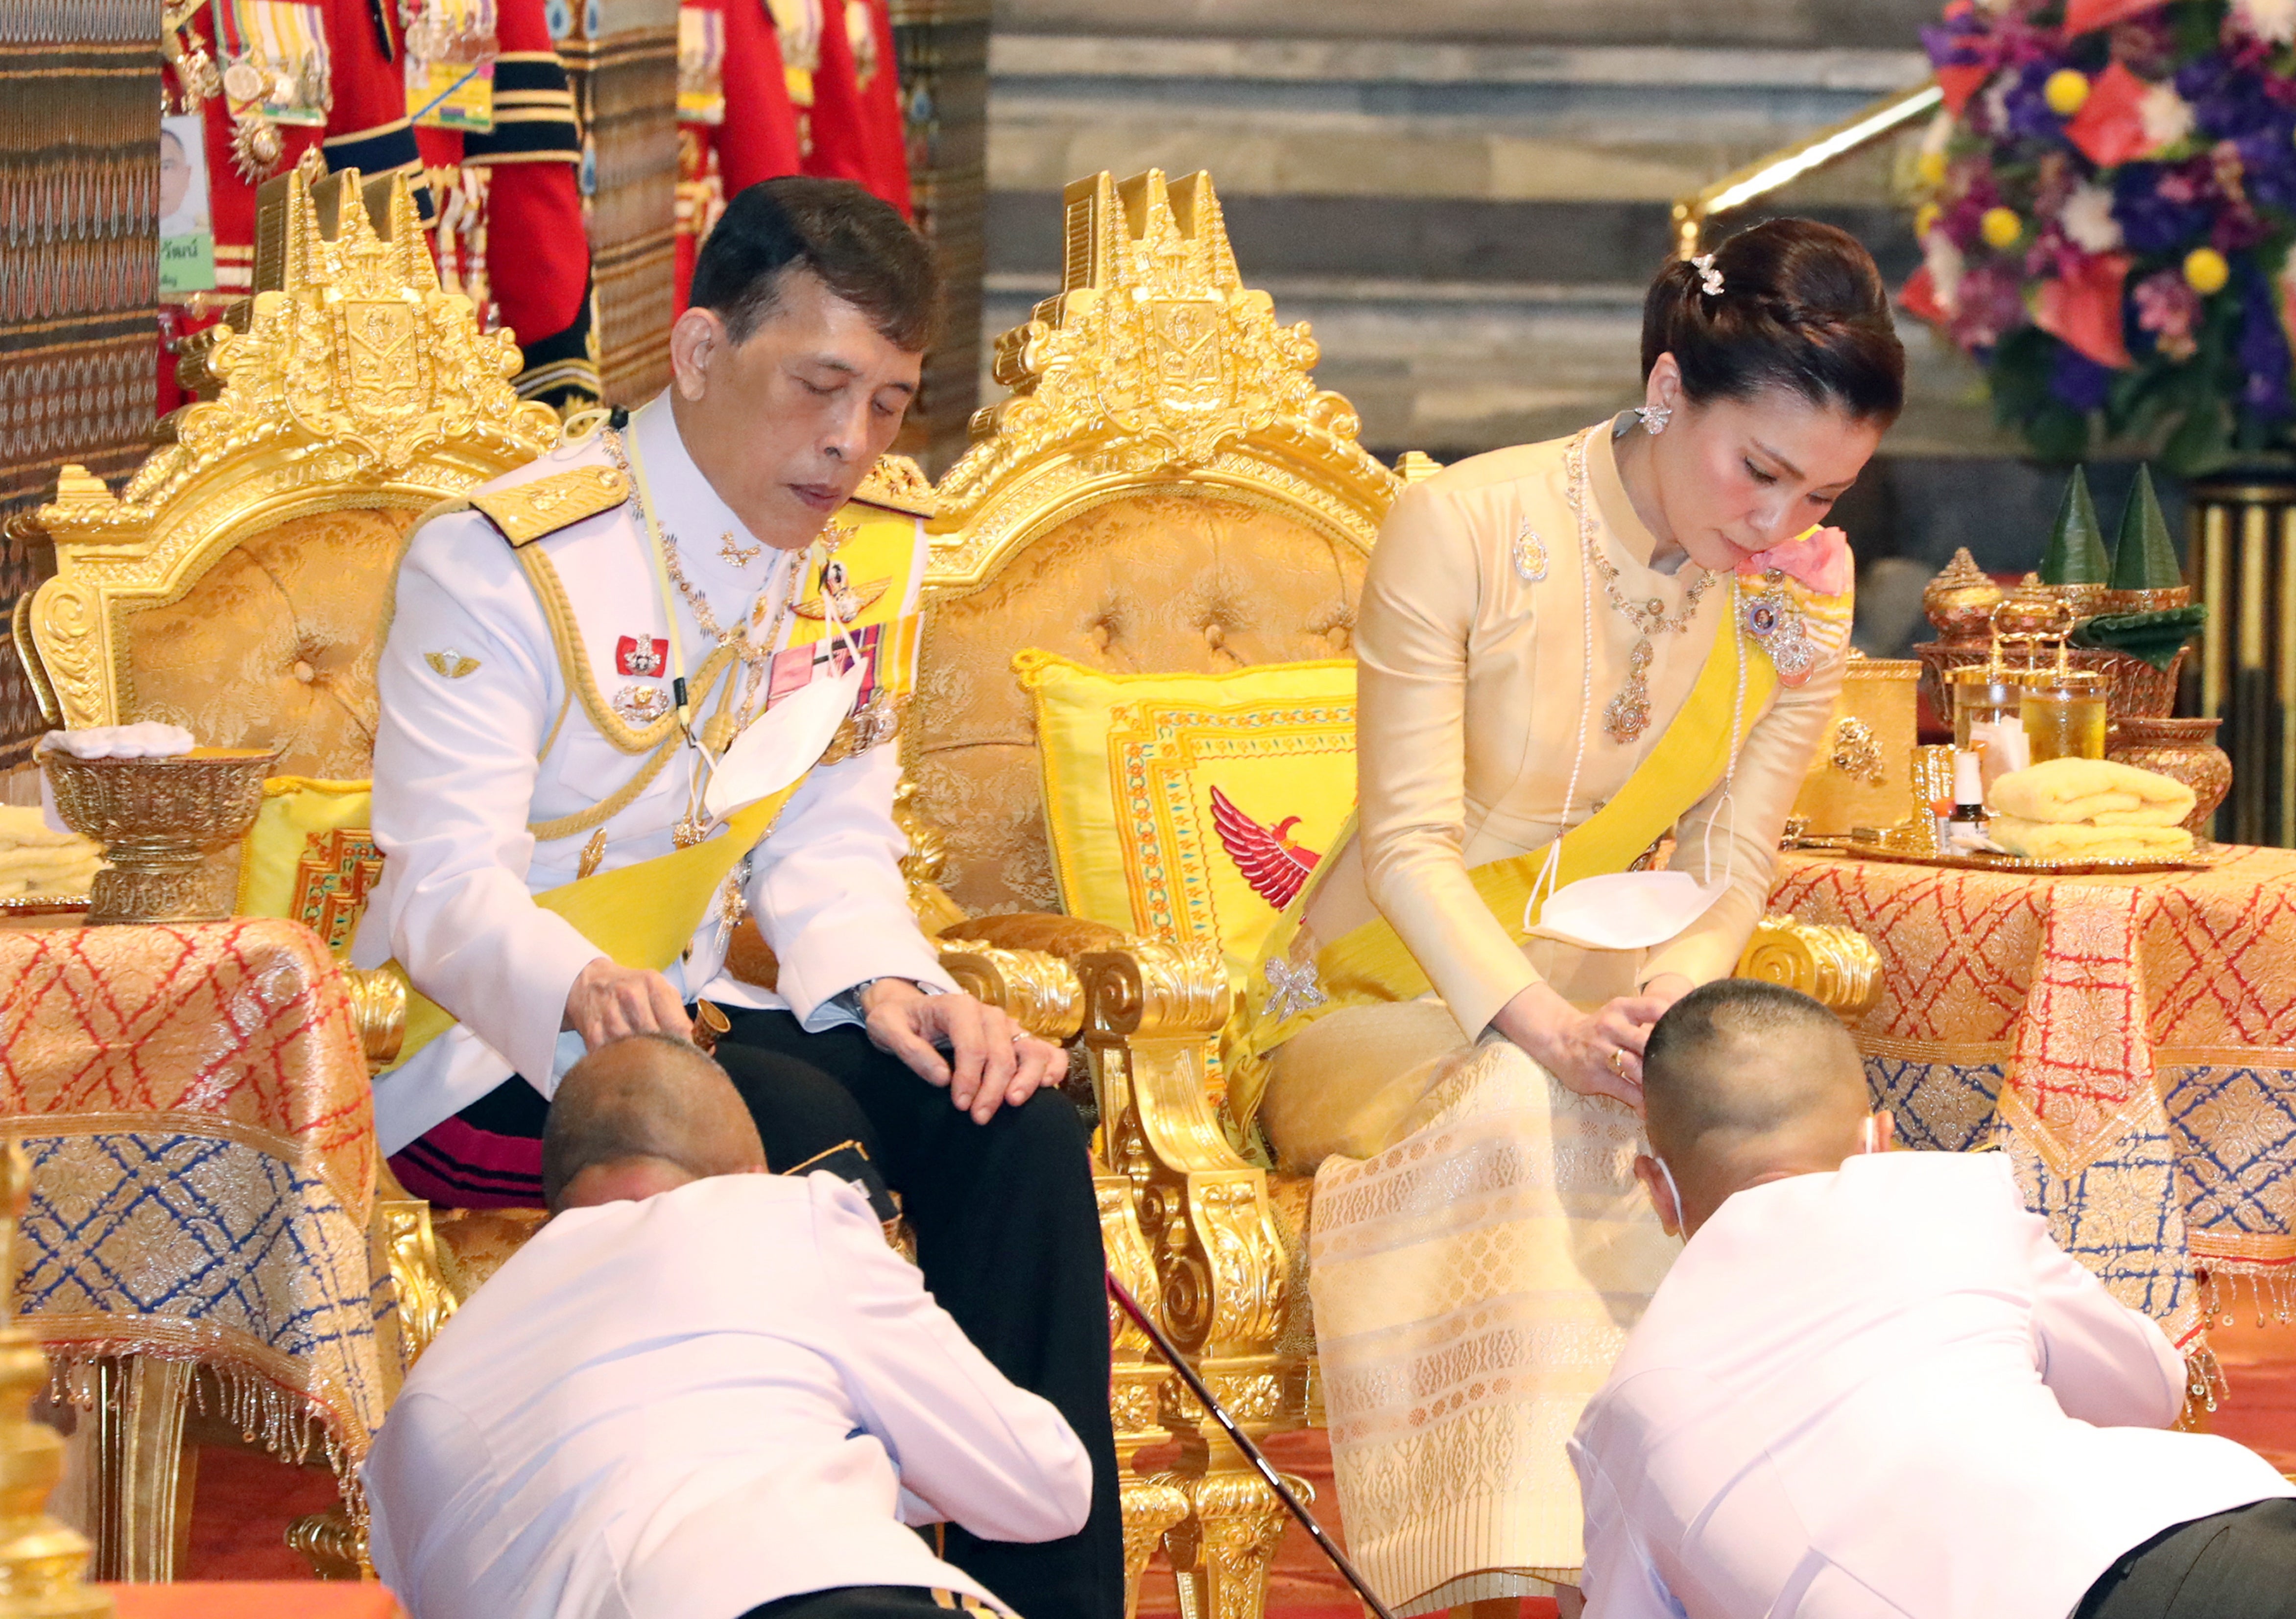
[1948,749,1987,851]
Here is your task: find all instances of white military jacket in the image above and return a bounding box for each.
[351,392,956,1155]
[363,1172,1092,1619]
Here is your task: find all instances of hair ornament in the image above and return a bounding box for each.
[1692,253,1724,297]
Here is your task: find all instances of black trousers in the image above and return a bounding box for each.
[2076,1498,2296,1618]
[741,1586,1005,1619]
[714,1008,1123,1619]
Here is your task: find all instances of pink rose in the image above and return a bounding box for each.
[1738,526,1853,597]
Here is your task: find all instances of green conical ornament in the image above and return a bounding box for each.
[2108,464,2182,591]
[2040,466,2111,585]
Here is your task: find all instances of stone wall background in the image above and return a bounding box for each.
[972,0,2138,643]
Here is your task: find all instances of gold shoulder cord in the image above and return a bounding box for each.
[512,519,744,844]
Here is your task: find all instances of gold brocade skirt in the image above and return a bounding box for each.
[1264,1005,1677,1608]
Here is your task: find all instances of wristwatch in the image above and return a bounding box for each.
[829,978,885,1021]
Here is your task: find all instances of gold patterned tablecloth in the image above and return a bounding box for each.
[0,917,387,1468]
[1772,847,2296,1352]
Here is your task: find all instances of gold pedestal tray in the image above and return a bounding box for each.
[41,748,278,926]
[1797,833,2212,878]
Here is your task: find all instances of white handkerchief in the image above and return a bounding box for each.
[702,665,862,820]
[40,723,195,760]
[1529,869,1731,952]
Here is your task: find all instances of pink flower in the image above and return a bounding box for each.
[1739,526,1853,597]
[2134,267,2201,360]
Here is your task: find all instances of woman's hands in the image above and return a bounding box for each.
[1489,973,1696,1109]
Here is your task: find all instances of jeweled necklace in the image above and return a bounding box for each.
[604,427,799,736]
[1568,430,1718,744]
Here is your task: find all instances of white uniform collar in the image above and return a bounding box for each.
[628,390,779,597]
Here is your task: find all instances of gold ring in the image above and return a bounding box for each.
[1610,1048,1627,1076]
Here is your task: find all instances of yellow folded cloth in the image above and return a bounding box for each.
[1989,757,2196,829]
[0,804,88,850]
[1989,814,2195,861]
[0,805,104,896]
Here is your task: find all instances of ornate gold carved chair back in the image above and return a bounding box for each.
[16,168,560,779]
[913,168,1407,917]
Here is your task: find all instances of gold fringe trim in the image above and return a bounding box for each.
[42,1345,370,1533]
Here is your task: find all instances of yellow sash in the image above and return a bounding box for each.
[1227,596,1778,1134]
[382,499,927,1071]
[389,786,796,1065]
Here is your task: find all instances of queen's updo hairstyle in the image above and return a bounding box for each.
[1641,218,1905,424]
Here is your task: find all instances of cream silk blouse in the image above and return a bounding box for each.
[1299,422,1848,1037]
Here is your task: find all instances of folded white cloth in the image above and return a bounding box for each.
[39,723,196,760]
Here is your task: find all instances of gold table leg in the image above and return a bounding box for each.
[83,1358,193,1583]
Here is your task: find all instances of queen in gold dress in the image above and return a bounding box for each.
[1228,220,1905,1617]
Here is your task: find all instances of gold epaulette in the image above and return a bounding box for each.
[470,464,631,547]
[848,453,935,518]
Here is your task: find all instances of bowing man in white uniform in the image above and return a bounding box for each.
[353,176,1121,1619]
[364,1035,1093,1619]
[1568,980,2296,1619]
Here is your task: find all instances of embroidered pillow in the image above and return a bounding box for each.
[1013,650,1357,990]
[236,777,381,959]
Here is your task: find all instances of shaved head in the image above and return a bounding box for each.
[542,1035,767,1213]
[1638,980,1879,1235]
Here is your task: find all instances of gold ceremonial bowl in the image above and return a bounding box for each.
[42,747,279,926]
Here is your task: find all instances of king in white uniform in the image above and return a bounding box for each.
[352,177,1122,1619]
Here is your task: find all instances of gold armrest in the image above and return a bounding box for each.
[938,911,1127,960]
[1735,913,1884,1022]
[935,940,1086,1043]
[341,966,406,1072]
[1079,939,1288,1367]
[373,1159,456,1373]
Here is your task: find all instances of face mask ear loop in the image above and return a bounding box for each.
[1652,1149,1686,1232]
[1526,429,1601,935]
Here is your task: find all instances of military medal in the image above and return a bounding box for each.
[611,682,669,725]
[1741,571,1818,688]
[616,634,669,677]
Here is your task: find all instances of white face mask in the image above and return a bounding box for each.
[701,661,864,819]
[1529,791,1740,952]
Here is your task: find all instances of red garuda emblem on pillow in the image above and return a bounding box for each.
[1211,786,1322,909]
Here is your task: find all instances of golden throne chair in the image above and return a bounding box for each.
[906,167,1885,1619]
[11,164,558,1576]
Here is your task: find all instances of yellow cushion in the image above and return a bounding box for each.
[236,777,381,958]
[1014,649,1357,989]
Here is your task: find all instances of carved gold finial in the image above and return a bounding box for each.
[936,167,1393,510]
[23,164,560,737]
[0,1138,112,1618]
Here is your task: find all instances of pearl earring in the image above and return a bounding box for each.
[1634,404,1672,436]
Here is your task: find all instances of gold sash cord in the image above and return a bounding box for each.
[382,501,926,1071]
[1228,606,1778,1135]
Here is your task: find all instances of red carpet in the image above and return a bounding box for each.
[181,1319,2296,1615]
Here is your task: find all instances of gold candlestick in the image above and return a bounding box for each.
[0,1139,110,1619]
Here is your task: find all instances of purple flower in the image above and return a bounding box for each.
[2236,259,2293,419]
[2176,56,2277,141]
[2050,344,2118,411]
[2114,163,2213,253]
[1923,13,1989,72]
[1952,261,2031,350]
[2233,119,2296,210]
[2004,61,2068,142]
[2134,269,2202,361]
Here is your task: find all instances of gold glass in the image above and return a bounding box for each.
[1948,667,2028,750]
[2021,671,2111,763]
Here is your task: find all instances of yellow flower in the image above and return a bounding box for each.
[1981,207,2025,249]
[2184,246,2231,295]
[1916,149,1949,188]
[2045,69,2091,116]
[1914,202,1943,239]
